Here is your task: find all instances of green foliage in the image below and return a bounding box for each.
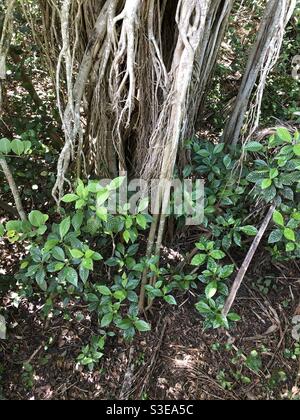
[0,137,32,156]
[77,335,108,372]
[187,128,300,329]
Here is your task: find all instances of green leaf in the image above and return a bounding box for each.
[286,242,295,252]
[164,295,177,305]
[273,210,285,227]
[136,214,147,230]
[83,257,93,270]
[29,210,49,228]
[101,313,113,328]
[210,250,226,260]
[277,127,292,143]
[284,228,295,242]
[191,253,207,266]
[11,139,25,156]
[195,301,211,314]
[123,230,130,243]
[96,189,110,206]
[72,211,84,231]
[138,198,149,213]
[98,286,112,296]
[261,179,272,190]
[62,194,79,203]
[70,249,84,259]
[109,176,126,191]
[268,229,283,244]
[269,168,279,180]
[59,217,71,239]
[134,320,151,332]
[205,281,218,299]
[293,144,300,157]
[36,268,47,291]
[227,313,241,322]
[96,207,108,221]
[52,246,65,262]
[0,223,5,237]
[23,141,32,153]
[79,265,89,284]
[244,142,264,152]
[0,138,11,154]
[239,226,258,236]
[213,143,225,154]
[223,155,232,169]
[114,290,127,301]
[65,267,78,287]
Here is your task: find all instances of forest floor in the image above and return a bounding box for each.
[1,238,300,401]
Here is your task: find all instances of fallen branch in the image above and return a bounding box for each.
[222,204,276,317]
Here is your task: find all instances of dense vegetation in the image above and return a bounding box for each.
[0,0,299,401]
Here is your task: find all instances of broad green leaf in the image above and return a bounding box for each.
[36,268,47,291]
[191,253,207,266]
[79,265,89,284]
[269,168,279,179]
[210,250,226,260]
[83,257,93,270]
[62,194,79,203]
[239,226,258,236]
[101,313,113,328]
[261,179,272,190]
[52,246,65,262]
[164,295,177,305]
[96,189,110,206]
[284,228,295,242]
[213,143,225,154]
[109,176,126,190]
[138,198,149,213]
[65,267,78,287]
[29,210,49,228]
[134,320,151,332]
[277,127,292,143]
[72,212,84,231]
[244,142,264,152]
[0,138,11,154]
[96,207,108,221]
[286,242,295,252]
[70,249,84,259]
[11,139,25,156]
[273,210,284,227]
[59,217,71,239]
[227,313,241,322]
[293,144,300,157]
[268,229,283,244]
[123,230,130,243]
[136,214,147,230]
[195,301,211,314]
[205,281,218,299]
[98,286,112,296]
[0,223,4,237]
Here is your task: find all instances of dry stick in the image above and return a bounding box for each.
[0,157,27,221]
[222,204,276,317]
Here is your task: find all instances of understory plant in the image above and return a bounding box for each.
[188,128,300,328]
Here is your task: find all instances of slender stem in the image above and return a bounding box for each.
[0,156,27,221]
[222,204,276,317]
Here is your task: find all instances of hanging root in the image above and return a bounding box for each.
[222,0,297,147]
[0,0,16,114]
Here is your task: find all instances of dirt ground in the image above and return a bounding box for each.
[1,245,299,400]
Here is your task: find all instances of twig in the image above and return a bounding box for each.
[222,204,276,317]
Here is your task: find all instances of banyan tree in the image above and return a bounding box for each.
[0,0,297,309]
